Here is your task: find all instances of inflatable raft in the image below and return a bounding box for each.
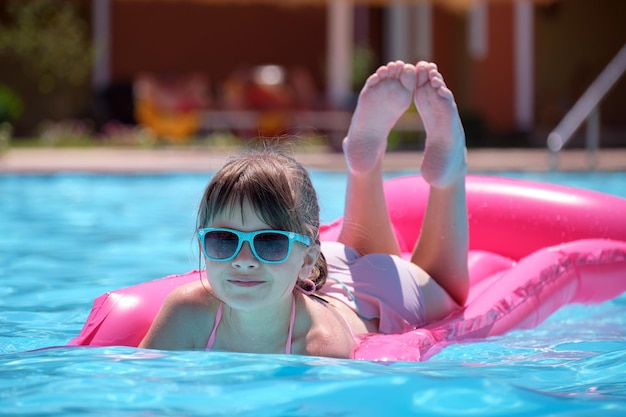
[69,175,626,361]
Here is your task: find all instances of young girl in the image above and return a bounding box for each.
[139,61,469,358]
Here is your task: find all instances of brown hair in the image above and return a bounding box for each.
[196,148,327,292]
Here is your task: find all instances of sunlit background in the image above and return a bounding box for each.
[0,0,624,153]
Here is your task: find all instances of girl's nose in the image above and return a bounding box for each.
[232,241,260,269]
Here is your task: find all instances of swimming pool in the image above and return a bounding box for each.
[1,171,626,416]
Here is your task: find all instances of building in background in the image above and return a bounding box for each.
[2,0,625,148]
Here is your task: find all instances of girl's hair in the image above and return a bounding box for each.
[196,148,328,292]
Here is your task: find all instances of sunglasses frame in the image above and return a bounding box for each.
[197,227,312,264]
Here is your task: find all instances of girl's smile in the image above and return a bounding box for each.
[227,279,265,288]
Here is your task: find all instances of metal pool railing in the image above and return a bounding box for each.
[548,42,626,170]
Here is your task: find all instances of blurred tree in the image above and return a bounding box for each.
[0,83,23,124]
[351,46,375,93]
[0,0,94,137]
[0,0,93,94]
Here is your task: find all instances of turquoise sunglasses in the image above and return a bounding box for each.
[197,227,312,264]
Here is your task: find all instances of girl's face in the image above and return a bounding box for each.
[203,199,316,311]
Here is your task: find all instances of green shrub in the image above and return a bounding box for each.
[0,84,23,124]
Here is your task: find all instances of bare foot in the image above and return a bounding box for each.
[414,61,467,188]
[343,61,416,173]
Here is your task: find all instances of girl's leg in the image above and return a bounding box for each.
[411,61,469,305]
[339,61,416,256]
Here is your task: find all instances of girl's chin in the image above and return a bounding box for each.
[218,287,294,311]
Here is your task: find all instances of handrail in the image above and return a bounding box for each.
[548,42,626,169]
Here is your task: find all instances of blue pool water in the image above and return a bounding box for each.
[1,170,626,416]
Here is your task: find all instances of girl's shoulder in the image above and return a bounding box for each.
[295,295,356,358]
[165,279,217,309]
[140,281,217,350]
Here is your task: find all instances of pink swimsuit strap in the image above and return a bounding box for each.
[206,296,297,354]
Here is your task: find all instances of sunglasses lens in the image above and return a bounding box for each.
[253,232,290,262]
[204,230,239,259]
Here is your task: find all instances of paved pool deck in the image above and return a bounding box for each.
[1,147,625,173]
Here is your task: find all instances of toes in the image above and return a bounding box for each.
[364,72,380,89]
[416,64,430,87]
[427,71,454,101]
[416,61,439,87]
[376,64,389,79]
[437,85,454,101]
[391,60,407,78]
[429,73,445,89]
[367,61,416,93]
[377,62,397,80]
[400,71,416,91]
